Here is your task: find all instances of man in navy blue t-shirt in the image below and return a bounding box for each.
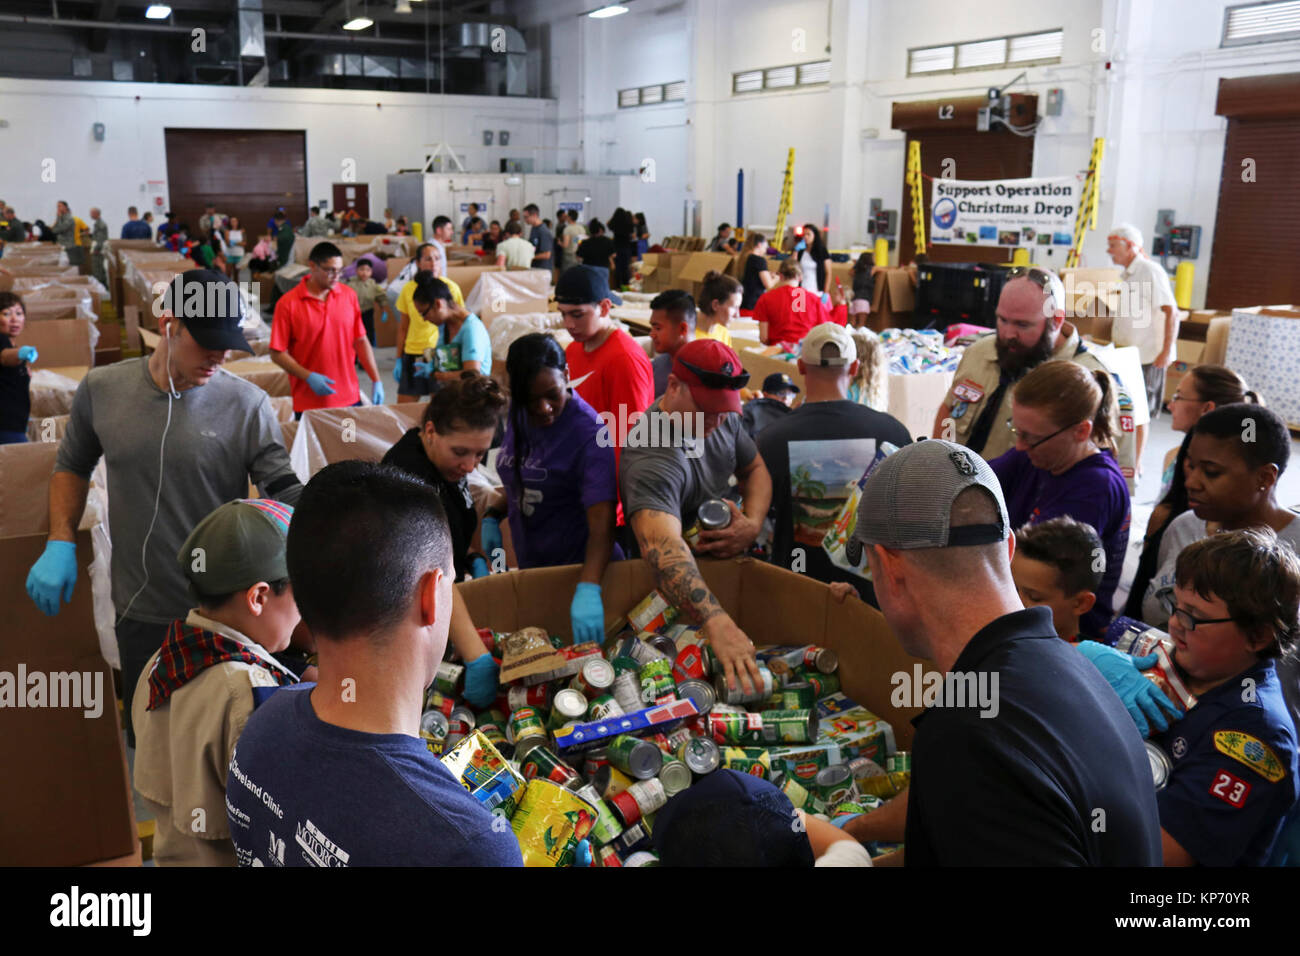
[840,440,1162,865]
[226,460,522,867]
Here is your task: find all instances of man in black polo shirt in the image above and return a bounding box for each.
[841,439,1161,865]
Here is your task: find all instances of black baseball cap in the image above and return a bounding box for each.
[555,264,623,306]
[160,269,252,352]
[762,372,800,395]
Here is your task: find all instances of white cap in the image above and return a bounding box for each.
[1108,223,1144,250]
[801,322,856,366]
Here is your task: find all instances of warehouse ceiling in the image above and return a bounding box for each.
[0,0,533,94]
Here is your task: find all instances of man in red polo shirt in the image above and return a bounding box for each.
[271,241,384,415]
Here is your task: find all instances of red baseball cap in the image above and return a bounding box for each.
[671,339,750,414]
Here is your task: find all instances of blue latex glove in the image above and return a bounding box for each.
[413,360,434,379]
[371,380,385,405]
[393,357,403,383]
[831,813,863,829]
[574,839,592,867]
[17,345,38,363]
[1077,641,1183,737]
[26,540,77,616]
[463,653,500,709]
[570,582,605,644]
[470,555,490,579]
[794,239,807,252]
[305,372,336,396]
[480,516,503,566]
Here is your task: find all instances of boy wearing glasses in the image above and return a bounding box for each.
[1144,530,1299,866]
[271,241,384,415]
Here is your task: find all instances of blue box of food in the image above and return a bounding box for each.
[553,698,700,754]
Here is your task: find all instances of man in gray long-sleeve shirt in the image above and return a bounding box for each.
[25,269,303,746]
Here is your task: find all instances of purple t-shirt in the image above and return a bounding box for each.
[990,447,1131,638]
[497,390,621,568]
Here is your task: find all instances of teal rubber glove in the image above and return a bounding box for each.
[1077,640,1182,737]
[413,360,434,379]
[371,381,385,405]
[831,813,863,829]
[480,516,503,566]
[470,555,490,579]
[463,654,499,709]
[393,357,403,383]
[570,582,604,644]
[17,345,38,363]
[305,371,336,396]
[574,839,592,867]
[26,540,77,616]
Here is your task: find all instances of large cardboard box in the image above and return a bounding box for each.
[1225,307,1300,428]
[0,442,138,866]
[871,268,916,329]
[444,263,505,301]
[674,252,736,300]
[458,558,927,751]
[19,318,95,367]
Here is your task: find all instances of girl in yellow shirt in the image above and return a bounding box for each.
[695,270,741,348]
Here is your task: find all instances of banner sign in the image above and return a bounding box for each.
[930,175,1083,249]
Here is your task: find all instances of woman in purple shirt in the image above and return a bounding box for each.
[490,333,621,643]
[990,360,1131,639]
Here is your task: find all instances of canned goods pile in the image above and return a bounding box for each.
[420,610,907,865]
[875,327,963,374]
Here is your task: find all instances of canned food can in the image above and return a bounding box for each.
[424,689,455,717]
[697,497,732,530]
[1142,644,1198,711]
[612,672,644,715]
[706,711,765,745]
[622,850,659,867]
[722,746,772,779]
[1106,616,1173,657]
[435,660,464,695]
[593,764,635,801]
[606,733,663,780]
[645,632,678,661]
[582,747,610,780]
[475,627,499,655]
[806,672,841,699]
[672,645,710,683]
[759,708,817,744]
[1146,740,1171,791]
[419,709,449,754]
[507,706,547,746]
[546,688,589,731]
[510,779,596,867]
[512,735,548,763]
[476,722,510,754]
[815,764,856,808]
[444,732,467,752]
[887,752,912,774]
[447,717,473,741]
[570,658,616,698]
[616,634,669,667]
[587,694,625,722]
[575,784,625,846]
[507,683,553,713]
[610,654,642,675]
[610,777,667,826]
[476,707,508,728]
[660,726,695,753]
[780,776,814,810]
[521,745,583,789]
[831,798,880,819]
[658,758,693,796]
[639,658,676,704]
[449,705,477,729]
[847,755,887,786]
[777,681,817,711]
[678,736,721,776]
[616,820,649,853]
[675,678,716,716]
[713,666,774,706]
[803,646,839,674]
[593,844,623,867]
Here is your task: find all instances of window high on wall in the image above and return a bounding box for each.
[619,81,687,108]
[731,60,831,95]
[908,29,1063,76]
[1222,0,1300,46]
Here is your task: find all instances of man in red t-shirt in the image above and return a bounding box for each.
[270,241,384,415]
[559,265,654,522]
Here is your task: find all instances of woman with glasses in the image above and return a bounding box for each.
[1123,366,1261,619]
[1136,403,1298,629]
[1143,529,1298,865]
[989,360,1130,638]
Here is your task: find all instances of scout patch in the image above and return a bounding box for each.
[1214,730,1286,783]
[1117,389,1133,413]
[1120,414,1134,433]
[1209,768,1251,808]
[951,400,968,420]
[953,380,984,404]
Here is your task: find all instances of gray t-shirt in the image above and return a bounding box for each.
[56,358,303,624]
[619,398,757,526]
[1140,510,1300,626]
[529,224,555,266]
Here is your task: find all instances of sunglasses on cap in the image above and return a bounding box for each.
[1006,265,1062,311]
[678,356,750,390]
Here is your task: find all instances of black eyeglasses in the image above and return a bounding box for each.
[1159,591,1236,631]
[678,357,749,390]
[1006,418,1079,449]
[1005,265,1062,311]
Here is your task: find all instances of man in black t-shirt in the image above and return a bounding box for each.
[757,324,910,602]
[837,439,1162,866]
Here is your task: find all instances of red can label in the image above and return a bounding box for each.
[673,647,707,683]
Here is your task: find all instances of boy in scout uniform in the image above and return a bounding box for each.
[931,268,1138,493]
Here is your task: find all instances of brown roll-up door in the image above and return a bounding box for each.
[1205,75,1300,309]
[163,129,308,238]
[893,95,1037,266]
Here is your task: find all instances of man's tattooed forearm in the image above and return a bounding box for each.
[642,537,723,624]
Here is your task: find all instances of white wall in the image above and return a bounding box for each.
[0,78,558,229]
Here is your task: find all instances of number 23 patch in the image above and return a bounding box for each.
[953,380,984,403]
[1209,769,1251,808]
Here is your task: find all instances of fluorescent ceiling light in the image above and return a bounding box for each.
[343,16,374,30]
[395,0,412,12]
[588,5,629,18]
[144,4,171,18]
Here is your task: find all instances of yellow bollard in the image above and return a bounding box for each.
[1174,261,1194,310]
[412,220,423,241]
[1011,247,1030,267]
[874,237,889,268]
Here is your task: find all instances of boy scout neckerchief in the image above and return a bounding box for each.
[146,620,297,710]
